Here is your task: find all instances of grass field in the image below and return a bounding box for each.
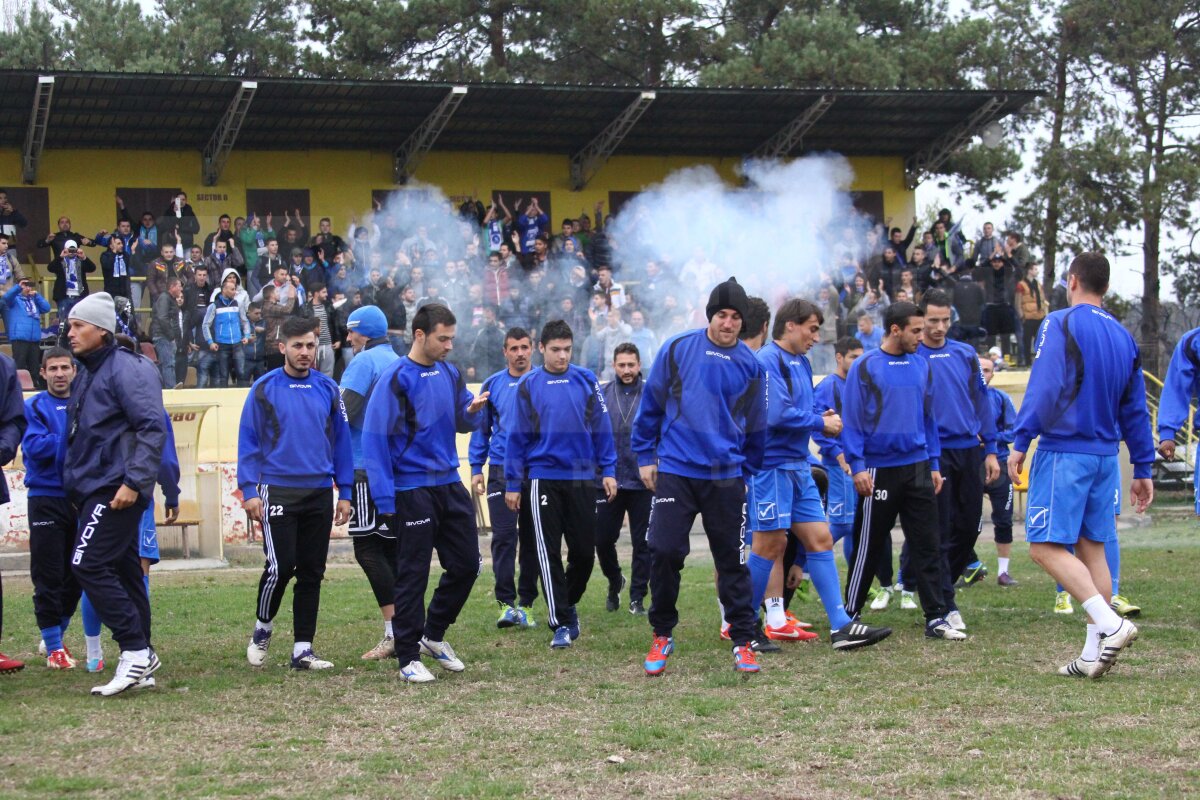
[2,522,1199,799]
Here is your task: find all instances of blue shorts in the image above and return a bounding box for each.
[746,465,827,534]
[1025,451,1118,545]
[823,465,856,527]
[139,501,160,564]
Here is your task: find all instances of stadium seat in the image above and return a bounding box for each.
[16,369,33,390]
[156,498,200,558]
[140,342,158,362]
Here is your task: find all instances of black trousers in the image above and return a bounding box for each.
[12,340,42,388]
[486,466,538,608]
[353,535,397,609]
[1021,319,1041,367]
[595,487,653,603]
[520,478,596,630]
[938,446,984,611]
[647,473,756,645]
[254,485,333,642]
[29,496,81,630]
[392,483,480,666]
[845,462,948,623]
[71,491,152,652]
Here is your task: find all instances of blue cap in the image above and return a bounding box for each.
[347,305,388,338]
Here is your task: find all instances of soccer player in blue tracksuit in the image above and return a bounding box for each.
[1157,324,1200,510]
[746,299,891,650]
[504,319,618,649]
[25,347,81,671]
[595,343,654,616]
[633,277,768,675]
[338,305,400,661]
[811,336,864,566]
[842,301,963,641]
[976,355,1019,586]
[240,315,353,672]
[469,327,539,629]
[0,349,25,675]
[1010,253,1153,679]
[907,289,999,633]
[64,292,167,696]
[363,303,490,684]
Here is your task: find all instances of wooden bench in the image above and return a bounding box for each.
[156,498,200,558]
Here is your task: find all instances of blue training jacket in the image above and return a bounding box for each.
[631,328,767,481]
[988,386,1016,460]
[917,339,998,454]
[812,372,847,467]
[504,363,617,492]
[842,347,941,474]
[65,344,164,506]
[1157,326,1200,451]
[237,367,353,502]
[468,368,524,477]
[362,356,480,512]
[338,339,400,469]
[1013,305,1155,478]
[756,341,826,470]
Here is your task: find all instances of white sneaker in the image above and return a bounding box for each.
[247,628,271,667]
[1058,657,1093,677]
[419,637,465,672]
[400,659,436,683]
[900,590,918,610]
[946,610,967,631]
[290,649,334,670]
[91,650,160,697]
[924,619,968,641]
[869,586,893,611]
[361,635,396,660]
[1090,620,1139,678]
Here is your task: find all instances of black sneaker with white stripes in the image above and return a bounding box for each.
[831,620,892,650]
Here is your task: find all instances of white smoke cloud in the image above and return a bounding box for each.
[608,155,870,311]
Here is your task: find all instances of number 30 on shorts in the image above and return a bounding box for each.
[873,489,888,501]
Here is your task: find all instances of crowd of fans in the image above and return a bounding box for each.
[0,187,1051,390]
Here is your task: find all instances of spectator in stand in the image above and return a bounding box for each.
[973,222,1005,267]
[522,235,551,272]
[1004,231,1030,272]
[39,216,97,259]
[481,200,512,255]
[552,219,579,254]
[237,213,274,275]
[160,193,200,251]
[312,217,346,262]
[416,282,446,312]
[151,278,188,388]
[887,217,919,264]
[244,302,267,384]
[3,278,49,385]
[47,240,96,326]
[179,245,205,288]
[204,239,243,281]
[627,309,658,365]
[203,214,236,257]
[250,238,285,298]
[260,285,288,372]
[0,233,26,295]
[852,281,891,330]
[113,296,145,344]
[202,274,253,388]
[296,282,342,377]
[856,312,882,350]
[145,242,184,309]
[951,273,986,346]
[499,284,534,332]
[0,189,28,248]
[595,307,632,381]
[594,265,626,309]
[811,285,841,374]
[981,252,1019,362]
[187,266,213,383]
[1015,262,1047,367]
[556,296,588,340]
[511,197,549,255]
[254,264,298,311]
[134,209,160,266]
[469,305,506,380]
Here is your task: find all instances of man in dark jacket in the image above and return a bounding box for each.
[37,216,97,258]
[46,240,97,327]
[159,193,200,251]
[64,292,166,696]
[0,351,27,673]
[595,343,653,615]
[152,278,188,388]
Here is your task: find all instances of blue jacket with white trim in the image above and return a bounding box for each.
[917,339,997,454]
[842,347,941,474]
[469,368,524,477]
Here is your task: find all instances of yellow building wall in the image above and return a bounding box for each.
[0,148,915,248]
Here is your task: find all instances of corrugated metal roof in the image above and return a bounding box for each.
[0,70,1038,157]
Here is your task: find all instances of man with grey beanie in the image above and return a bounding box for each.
[64,292,168,696]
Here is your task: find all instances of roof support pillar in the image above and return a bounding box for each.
[393,86,468,185]
[750,94,835,160]
[569,91,656,190]
[905,95,1006,189]
[22,75,54,184]
[201,80,257,187]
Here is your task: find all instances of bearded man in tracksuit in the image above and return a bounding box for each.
[64,292,167,696]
